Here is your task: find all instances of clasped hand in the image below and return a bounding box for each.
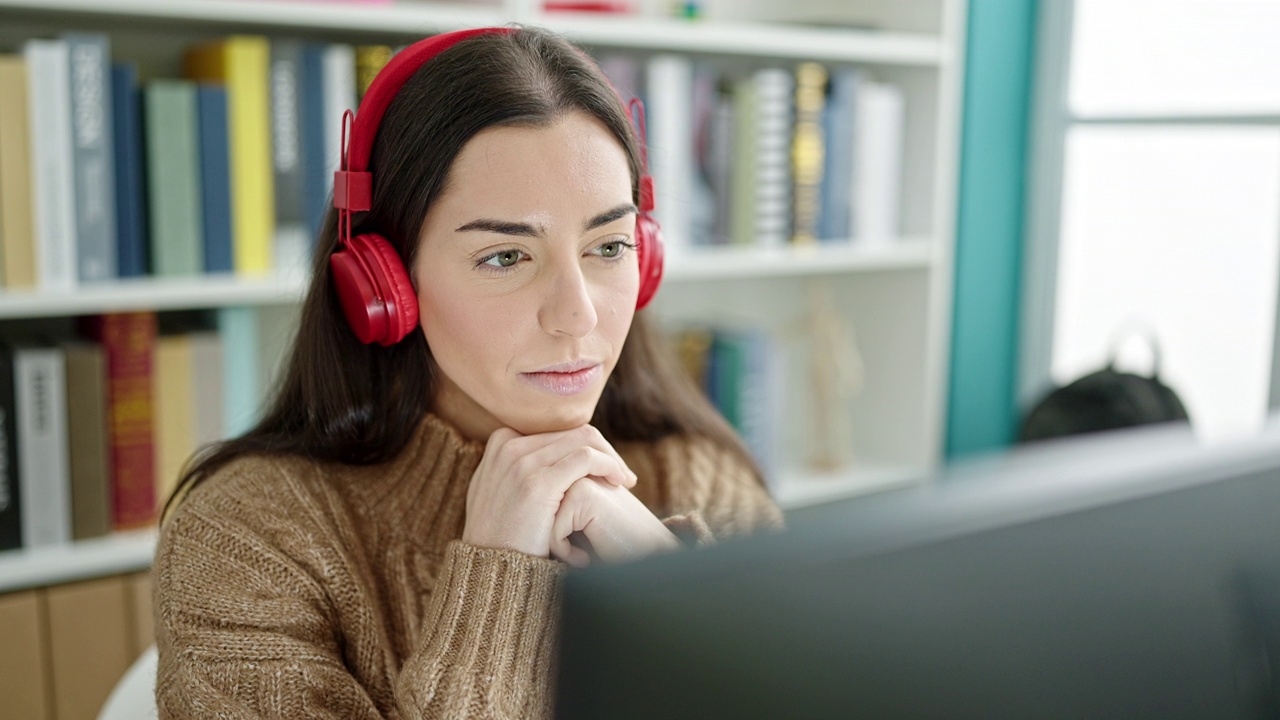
[461,425,681,567]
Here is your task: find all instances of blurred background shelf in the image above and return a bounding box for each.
[0,529,156,594]
[664,239,934,282]
[0,273,307,319]
[772,463,924,510]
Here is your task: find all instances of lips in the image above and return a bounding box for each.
[520,361,603,396]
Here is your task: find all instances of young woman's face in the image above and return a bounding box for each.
[414,111,640,441]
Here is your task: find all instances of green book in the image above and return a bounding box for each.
[144,80,203,276]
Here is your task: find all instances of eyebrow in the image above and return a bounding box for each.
[454,203,638,237]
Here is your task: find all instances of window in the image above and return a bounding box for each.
[1024,0,1280,441]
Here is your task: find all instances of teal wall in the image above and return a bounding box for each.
[946,0,1040,460]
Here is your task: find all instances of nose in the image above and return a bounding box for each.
[538,256,598,339]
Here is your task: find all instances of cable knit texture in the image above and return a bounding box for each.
[154,413,783,719]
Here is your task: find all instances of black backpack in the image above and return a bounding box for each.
[1018,338,1191,443]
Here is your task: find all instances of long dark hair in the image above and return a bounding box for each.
[165,26,761,518]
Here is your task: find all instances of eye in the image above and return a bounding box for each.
[479,249,526,269]
[593,239,635,259]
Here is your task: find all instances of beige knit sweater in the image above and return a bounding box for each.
[154,413,783,719]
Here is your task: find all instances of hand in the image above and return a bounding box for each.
[550,478,681,568]
[462,425,638,559]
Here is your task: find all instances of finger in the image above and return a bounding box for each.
[541,446,634,495]
[550,500,593,568]
[510,425,637,488]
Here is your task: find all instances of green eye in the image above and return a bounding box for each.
[483,250,524,268]
[599,242,622,258]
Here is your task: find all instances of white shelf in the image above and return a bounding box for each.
[0,529,157,594]
[664,238,934,282]
[0,273,307,319]
[772,463,925,510]
[0,0,946,65]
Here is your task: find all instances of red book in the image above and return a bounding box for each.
[82,313,157,530]
[543,1,634,12]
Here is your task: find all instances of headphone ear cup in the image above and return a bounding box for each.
[635,213,664,310]
[330,233,420,346]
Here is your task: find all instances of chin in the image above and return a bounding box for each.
[503,397,600,436]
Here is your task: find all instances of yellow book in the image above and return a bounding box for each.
[355,44,393,102]
[791,62,827,245]
[154,334,194,507]
[185,36,275,275]
[0,55,37,288]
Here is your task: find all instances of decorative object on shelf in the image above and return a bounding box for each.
[805,278,864,473]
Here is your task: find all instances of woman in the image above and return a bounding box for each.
[155,25,782,718]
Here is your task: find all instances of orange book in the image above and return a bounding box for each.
[82,312,157,529]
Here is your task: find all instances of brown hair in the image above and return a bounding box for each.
[165,26,761,517]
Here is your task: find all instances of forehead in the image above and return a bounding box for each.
[439,112,632,212]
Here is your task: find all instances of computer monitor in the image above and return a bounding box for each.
[556,421,1280,719]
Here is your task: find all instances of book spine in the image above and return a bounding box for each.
[0,56,36,289]
[321,44,356,220]
[64,32,118,282]
[752,68,794,249]
[88,313,157,530]
[227,36,276,275]
[0,346,20,551]
[818,69,859,243]
[15,346,71,548]
[300,44,329,243]
[144,80,204,276]
[270,40,308,273]
[790,62,826,246]
[63,343,112,541]
[111,63,149,277]
[196,85,234,274]
[24,39,78,291]
[218,307,261,437]
[154,335,194,508]
[645,54,694,248]
[353,44,392,103]
[854,82,905,243]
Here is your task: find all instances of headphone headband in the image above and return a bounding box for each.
[334,27,513,215]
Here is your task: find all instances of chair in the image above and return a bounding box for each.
[98,645,158,720]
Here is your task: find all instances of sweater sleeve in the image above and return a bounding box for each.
[155,462,566,720]
[659,436,785,542]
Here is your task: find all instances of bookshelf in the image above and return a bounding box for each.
[0,0,968,587]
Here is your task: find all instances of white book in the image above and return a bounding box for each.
[645,54,694,249]
[24,39,78,292]
[853,81,905,244]
[15,346,71,548]
[752,68,794,248]
[322,44,356,191]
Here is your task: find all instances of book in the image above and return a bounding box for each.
[24,38,78,291]
[817,68,860,243]
[144,80,204,276]
[790,62,827,245]
[196,84,234,274]
[645,54,694,249]
[0,55,36,289]
[270,40,309,275]
[300,43,330,242]
[154,334,195,506]
[63,341,112,541]
[111,63,149,277]
[853,81,905,243]
[751,68,795,248]
[354,44,392,102]
[185,36,275,275]
[13,344,72,548]
[322,43,356,227]
[218,306,261,436]
[64,32,118,282]
[189,331,225,451]
[82,312,157,530]
[729,74,757,246]
[0,344,19,551]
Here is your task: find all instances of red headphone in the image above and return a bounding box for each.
[330,27,665,346]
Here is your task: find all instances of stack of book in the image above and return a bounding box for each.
[0,32,397,291]
[601,54,906,250]
[0,307,289,554]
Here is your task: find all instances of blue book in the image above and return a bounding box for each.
[300,43,329,245]
[196,85,233,274]
[818,69,860,243]
[218,307,260,437]
[111,63,148,277]
[65,33,117,282]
